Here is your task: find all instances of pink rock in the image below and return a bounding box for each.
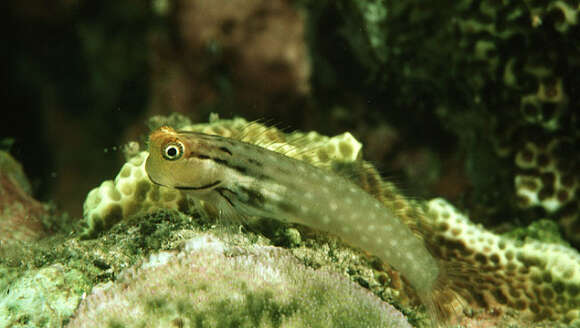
[0,151,50,242]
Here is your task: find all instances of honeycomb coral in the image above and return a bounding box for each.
[425,198,580,324]
[81,116,363,237]
[82,151,187,237]
[511,134,580,244]
[514,138,578,212]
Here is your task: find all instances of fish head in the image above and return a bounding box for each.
[145,126,224,193]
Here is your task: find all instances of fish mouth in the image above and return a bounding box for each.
[146,173,168,188]
[146,172,222,191]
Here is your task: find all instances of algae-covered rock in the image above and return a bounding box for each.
[67,234,411,328]
[0,151,51,242]
[0,264,89,328]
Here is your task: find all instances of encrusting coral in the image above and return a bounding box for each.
[80,115,580,325]
[82,151,188,238]
[425,198,580,323]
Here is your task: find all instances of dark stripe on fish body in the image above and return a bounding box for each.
[218,147,233,156]
[189,152,210,160]
[230,164,250,175]
[215,187,235,207]
[175,180,222,190]
[213,158,229,166]
[238,186,266,209]
[248,158,263,167]
[276,201,299,214]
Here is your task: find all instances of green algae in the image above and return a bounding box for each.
[504,219,571,246]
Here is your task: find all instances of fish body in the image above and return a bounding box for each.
[146,126,451,324]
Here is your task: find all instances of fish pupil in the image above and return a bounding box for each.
[162,142,183,160]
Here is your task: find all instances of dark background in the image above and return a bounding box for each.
[2,0,579,247]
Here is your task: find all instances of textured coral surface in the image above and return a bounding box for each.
[79,116,580,326]
[426,199,580,323]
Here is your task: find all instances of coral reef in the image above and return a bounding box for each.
[79,116,580,325]
[2,115,578,327]
[67,234,412,328]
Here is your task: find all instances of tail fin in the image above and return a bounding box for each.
[417,261,473,327]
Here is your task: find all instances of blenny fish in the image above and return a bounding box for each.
[145,125,461,326]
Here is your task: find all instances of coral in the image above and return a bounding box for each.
[425,198,580,324]
[511,135,580,244]
[82,116,362,237]
[514,137,578,213]
[80,115,580,325]
[0,264,89,328]
[82,151,188,238]
[0,151,50,242]
[307,0,580,244]
[67,234,412,328]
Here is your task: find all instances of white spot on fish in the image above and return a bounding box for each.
[389,239,397,247]
[368,225,375,231]
[322,215,331,224]
[330,202,338,211]
[304,192,313,200]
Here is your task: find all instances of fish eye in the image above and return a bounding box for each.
[162,141,184,161]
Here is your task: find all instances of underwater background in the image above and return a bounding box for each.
[1,0,579,327]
